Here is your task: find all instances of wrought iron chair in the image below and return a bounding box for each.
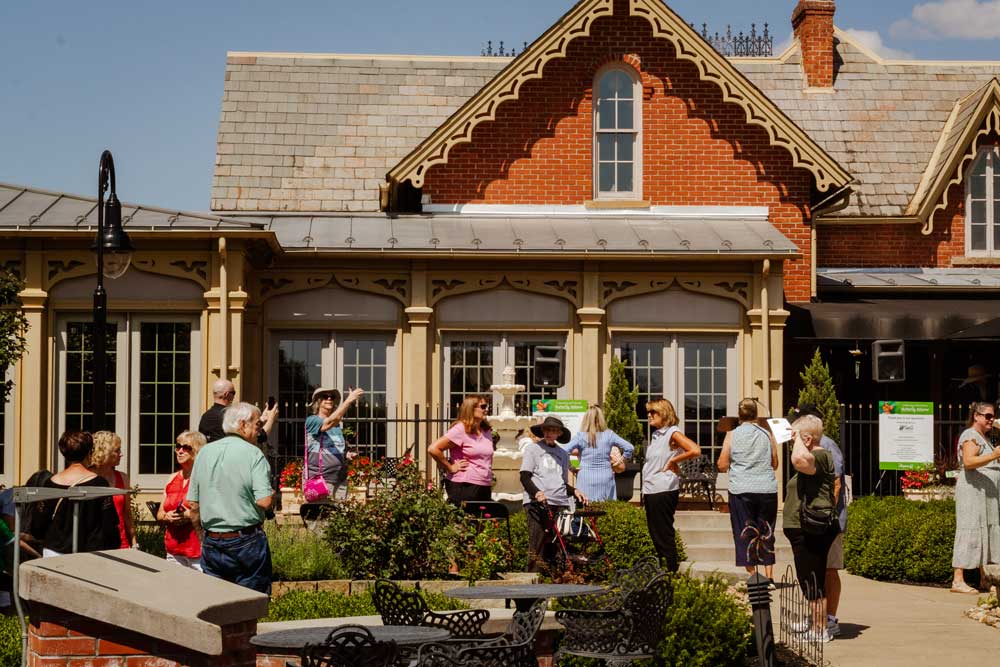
[678,455,719,509]
[559,556,664,612]
[372,579,492,638]
[299,625,399,667]
[413,598,547,667]
[555,572,674,666]
[462,500,513,546]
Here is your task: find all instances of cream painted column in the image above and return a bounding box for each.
[404,265,433,472]
[575,264,603,404]
[226,244,248,398]
[16,250,47,482]
[203,241,248,405]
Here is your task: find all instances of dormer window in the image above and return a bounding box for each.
[966,146,1000,256]
[594,67,641,200]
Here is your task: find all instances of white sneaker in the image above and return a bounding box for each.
[827,615,841,636]
[788,618,811,633]
[802,628,834,643]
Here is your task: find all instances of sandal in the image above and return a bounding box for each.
[951,582,979,594]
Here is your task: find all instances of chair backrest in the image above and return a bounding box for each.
[678,456,704,476]
[462,500,510,520]
[372,579,429,626]
[615,555,664,596]
[300,625,399,667]
[623,572,674,652]
[507,598,547,645]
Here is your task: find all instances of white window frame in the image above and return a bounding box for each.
[965,146,1000,257]
[442,333,569,414]
[613,334,737,457]
[593,65,642,200]
[129,315,203,488]
[268,332,397,456]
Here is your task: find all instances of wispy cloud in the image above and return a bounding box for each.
[841,28,914,60]
[890,0,1000,40]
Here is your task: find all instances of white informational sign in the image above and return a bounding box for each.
[878,401,934,470]
[532,399,588,437]
[766,418,794,444]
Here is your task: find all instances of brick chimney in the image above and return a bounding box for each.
[792,0,836,88]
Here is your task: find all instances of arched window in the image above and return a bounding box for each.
[967,146,1000,255]
[594,67,641,199]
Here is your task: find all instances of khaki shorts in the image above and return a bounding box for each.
[826,533,845,569]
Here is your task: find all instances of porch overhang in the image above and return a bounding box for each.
[788,298,1000,340]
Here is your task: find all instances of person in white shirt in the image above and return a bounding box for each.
[642,398,701,572]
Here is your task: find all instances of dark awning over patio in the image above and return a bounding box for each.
[788,299,1000,340]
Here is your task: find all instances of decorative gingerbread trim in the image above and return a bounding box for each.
[386,0,850,195]
[428,273,582,308]
[251,272,410,306]
[600,274,750,308]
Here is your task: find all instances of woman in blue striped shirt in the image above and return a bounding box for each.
[562,406,635,501]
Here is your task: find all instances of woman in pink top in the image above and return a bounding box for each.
[428,395,494,505]
[90,431,134,549]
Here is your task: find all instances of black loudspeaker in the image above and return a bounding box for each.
[872,339,905,383]
[532,346,565,388]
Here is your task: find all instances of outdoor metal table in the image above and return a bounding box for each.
[445,583,604,612]
[251,624,451,653]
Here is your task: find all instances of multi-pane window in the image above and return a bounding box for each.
[276,339,323,460]
[595,68,639,197]
[966,147,1000,255]
[614,336,735,460]
[272,334,395,460]
[444,336,564,418]
[682,342,729,461]
[137,323,192,475]
[64,321,117,433]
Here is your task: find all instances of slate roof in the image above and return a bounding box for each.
[0,182,263,231]
[212,30,1000,219]
[236,213,796,257]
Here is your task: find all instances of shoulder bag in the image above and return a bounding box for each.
[798,466,837,535]
[303,425,330,503]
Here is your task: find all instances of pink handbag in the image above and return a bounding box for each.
[303,426,329,502]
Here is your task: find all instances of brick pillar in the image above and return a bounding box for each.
[791,0,836,88]
[27,603,257,667]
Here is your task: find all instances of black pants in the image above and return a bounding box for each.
[525,502,566,572]
[444,481,492,506]
[644,490,680,572]
[783,527,837,601]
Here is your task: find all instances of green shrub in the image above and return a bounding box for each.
[267,522,348,581]
[133,522,166,558]
[845,496,955,583]
[0,614,20,667]
[592,501,686,568]
[459,519,513,583]
[509,510,530,573]
[323,463,478,579]
[264,588,467,622]
[659,573,751,667]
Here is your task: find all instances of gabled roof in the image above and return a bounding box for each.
[387,0,851,195]
[908,79,1000,233]
[0,182,264,231]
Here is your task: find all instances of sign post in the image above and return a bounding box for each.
[878,401,934,470]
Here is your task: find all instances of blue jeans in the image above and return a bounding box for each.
[201,527,272,595]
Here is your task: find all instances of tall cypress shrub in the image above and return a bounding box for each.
[796,348,841,443]
[604,357,645,458]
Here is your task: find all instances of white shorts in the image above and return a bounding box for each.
[166,552,203,572]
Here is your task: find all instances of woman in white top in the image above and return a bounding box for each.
[642,398,701,571]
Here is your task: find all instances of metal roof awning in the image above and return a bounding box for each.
[242,213,800,257]
[789,299,1000,340]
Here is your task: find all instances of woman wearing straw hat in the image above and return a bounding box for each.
[306,386,365,499]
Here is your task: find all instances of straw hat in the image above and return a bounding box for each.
[310,387,342,405]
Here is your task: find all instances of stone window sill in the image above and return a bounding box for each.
[584,199,650,210]
[951,256,1000,266]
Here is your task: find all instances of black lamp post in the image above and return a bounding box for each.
[92,150,134,429]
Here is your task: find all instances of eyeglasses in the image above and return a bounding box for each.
[980,412,996,420]
[175,444,193,452]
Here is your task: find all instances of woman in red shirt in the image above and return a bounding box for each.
[156,430,205,570]
[90,431,134,549]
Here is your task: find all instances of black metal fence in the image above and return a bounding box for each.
[781,403,969,498]
[778,564,825,665]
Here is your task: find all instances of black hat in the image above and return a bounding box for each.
[530,416,571,444]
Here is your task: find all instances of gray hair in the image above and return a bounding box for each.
[791,414,823,444]
[223,402,261,435]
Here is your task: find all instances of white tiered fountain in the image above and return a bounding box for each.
[489,366,535,500]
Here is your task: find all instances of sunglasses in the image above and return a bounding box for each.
[980,412,996,420]
[477,403,489,409]
[318,394,337,401]
[647,410,659,416]
[175,444,193,452]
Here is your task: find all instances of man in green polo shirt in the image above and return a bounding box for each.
[188,401,274,595]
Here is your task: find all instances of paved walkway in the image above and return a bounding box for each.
[817,572,1000,666]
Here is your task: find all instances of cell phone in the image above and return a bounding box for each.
[175,505,185,515]
[267,396,276,410]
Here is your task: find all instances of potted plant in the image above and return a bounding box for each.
[901,459,956,501]
[278,459,304,514]
[605,357,645,502]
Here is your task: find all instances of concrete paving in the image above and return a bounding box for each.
[813,572,1000,666]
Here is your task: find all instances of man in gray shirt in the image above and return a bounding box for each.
[520,416,587,571]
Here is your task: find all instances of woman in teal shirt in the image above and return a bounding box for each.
[306,386,365,499]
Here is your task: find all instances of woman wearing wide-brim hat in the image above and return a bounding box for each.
[306,386,365,500]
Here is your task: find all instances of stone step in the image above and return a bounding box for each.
[680,528,792,547]
[684,543,794,563]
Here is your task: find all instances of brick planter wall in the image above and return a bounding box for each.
[27,602,257,667]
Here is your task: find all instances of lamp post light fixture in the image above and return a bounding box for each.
[92,150,134,429]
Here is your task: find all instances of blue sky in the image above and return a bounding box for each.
[3,0,1000,212]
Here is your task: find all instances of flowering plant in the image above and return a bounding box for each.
[901,467,932,490]
[347,456,383,488]
[279,460,303,489]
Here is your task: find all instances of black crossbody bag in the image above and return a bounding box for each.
[798,474,838,535]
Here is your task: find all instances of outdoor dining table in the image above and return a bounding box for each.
[445,583,604,612]
[250,624,451,654]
